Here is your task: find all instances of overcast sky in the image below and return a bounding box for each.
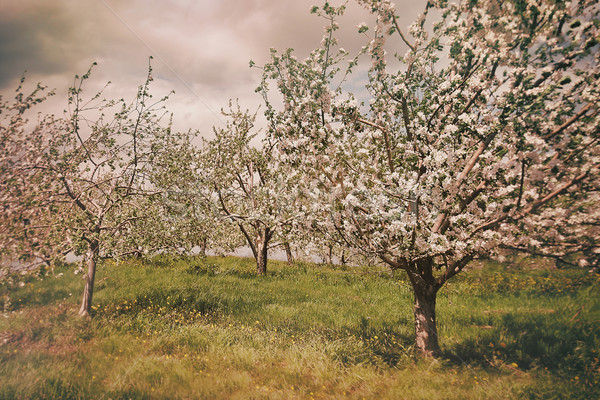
[0,0,423,135]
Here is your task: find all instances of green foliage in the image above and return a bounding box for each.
[0,257,598,399]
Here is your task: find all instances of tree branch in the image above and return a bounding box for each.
[544,103,593,141]
[470,170,590,237]
[433,132,496,233]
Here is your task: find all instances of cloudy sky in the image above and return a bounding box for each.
[0,0,422,135]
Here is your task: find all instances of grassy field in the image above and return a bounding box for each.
[1,256,599,399]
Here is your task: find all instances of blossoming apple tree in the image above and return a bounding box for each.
[257,0,599,355]
[0,78,63,270]
[1,63,183,317]
[198,103,301,275]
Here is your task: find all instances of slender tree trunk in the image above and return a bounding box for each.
[78,240,99,318]
[200,237,207,256]
[409,277,440,357]
[256,245,267,275]
[255,228,270,275]
[284,242,293,264]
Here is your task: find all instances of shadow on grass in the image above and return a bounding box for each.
[313,316,416,368]
[185,259,278,280]
[442,311,599,383]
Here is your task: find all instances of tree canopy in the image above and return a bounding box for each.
[257,0,599,355]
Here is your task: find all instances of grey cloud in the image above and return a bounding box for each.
[0,3,77,86]
[0,0,425,133]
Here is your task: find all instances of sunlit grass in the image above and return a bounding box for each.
[1,256,598,399]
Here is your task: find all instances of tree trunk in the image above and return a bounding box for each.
[255,228,270,275]
[256,240,267,275]
[411,280,440,357]
[256,246,267,275]
[78,240,99,318]
[200,237,207,256]
[382,256,441,357]
[284,242,293,264]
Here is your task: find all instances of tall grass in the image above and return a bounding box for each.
[1,256,598,399]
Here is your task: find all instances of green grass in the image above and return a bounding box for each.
[1,256,599,399]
